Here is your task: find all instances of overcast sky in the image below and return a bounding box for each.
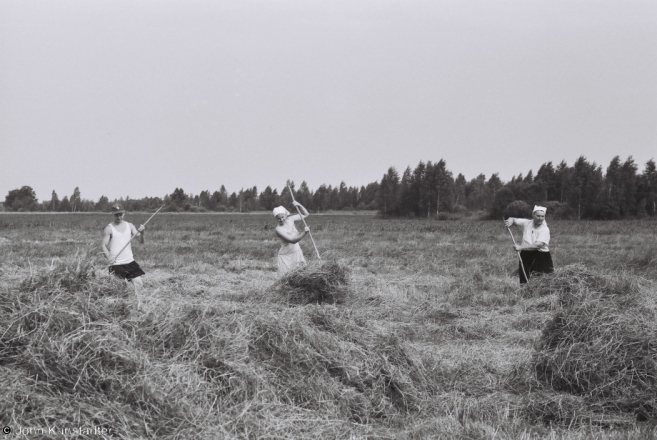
[1,0,655,202]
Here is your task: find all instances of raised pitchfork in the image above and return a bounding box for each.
[108,204,166,266]
[287,183,321,260]
[504,217,528,283]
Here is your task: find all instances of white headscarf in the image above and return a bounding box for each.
[533,205,547,214]
[273,206,290,217]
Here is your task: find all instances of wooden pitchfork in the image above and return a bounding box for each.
[287,183,321,260]
[504,217,528,282]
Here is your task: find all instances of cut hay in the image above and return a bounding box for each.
[1,260,187,438]
[249,306,435,422]
[528,264,657,425]
[20,256,125,299]
[20,259,95,292]
[2,258,432,438]
[275,261,351,305]
[528,263,642,302]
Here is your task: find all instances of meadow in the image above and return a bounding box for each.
[1,212,656,439]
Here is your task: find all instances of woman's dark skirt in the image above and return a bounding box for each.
[519,251,553,284]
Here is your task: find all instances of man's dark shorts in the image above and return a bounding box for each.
[109,261,145,281]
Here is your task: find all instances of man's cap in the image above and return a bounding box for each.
[111,204,125,214]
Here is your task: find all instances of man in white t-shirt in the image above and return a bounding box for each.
[101,204,146,300]
[504,205,554,283]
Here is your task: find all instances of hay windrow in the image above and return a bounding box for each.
[249,306,434,422]
[1,260,191,437]
[528,264,657,425]
[19,257,125,299]
[274,260,351,305]
[528,263,642,303]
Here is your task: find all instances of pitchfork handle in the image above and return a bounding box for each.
[288,184,321,260]
[504,217,528,283]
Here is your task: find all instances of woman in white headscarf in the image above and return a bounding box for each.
[273,202,310,274]
[504,205,554,283]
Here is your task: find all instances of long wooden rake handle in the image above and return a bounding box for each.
[287,183,321,260]
[504,217,528,282]
[108,204,166,266]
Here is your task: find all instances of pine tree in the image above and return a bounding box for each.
[377,167,400,215]
[219,185,228,206]
[337,181,348,210]
[454,173,467,207]
[398,167,413,215]
[601,156,622,219]
[59,196,71,212]
[96,196,109,212]
[50,190,60,212]
[297,182,312,210]
[313,185,328,212]
[642,159,657,216]
[170,188,187,208]
[410,161,427,216]
[567,156,603,219]
[465,174,487,211]
[71,187,81,212]
[199,190,212,209]
[554,160,571,204]
[535,162,557,202]
[619,157,638,217]
[433,160,455,215]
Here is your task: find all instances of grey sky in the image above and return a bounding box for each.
[2,0,655,202]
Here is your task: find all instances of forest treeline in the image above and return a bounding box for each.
[3,155,657,220]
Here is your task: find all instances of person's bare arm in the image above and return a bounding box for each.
[101,225,112,260]
[288,201,309,222]
[275,225,309,244]
[130,223,145,244]
[514,241,546,252]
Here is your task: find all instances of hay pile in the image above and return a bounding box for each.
[275,261,351,305]
[20,260,101,293]
[526,264,657,426]
[250,306,434,422]
[1,259,186,437]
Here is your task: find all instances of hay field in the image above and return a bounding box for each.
[1,213,656,439]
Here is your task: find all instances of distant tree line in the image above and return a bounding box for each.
[378,155,657,220]
[3,155,657,219]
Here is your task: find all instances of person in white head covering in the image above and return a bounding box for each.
[504,205,554,283]
[273,201,310,274]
